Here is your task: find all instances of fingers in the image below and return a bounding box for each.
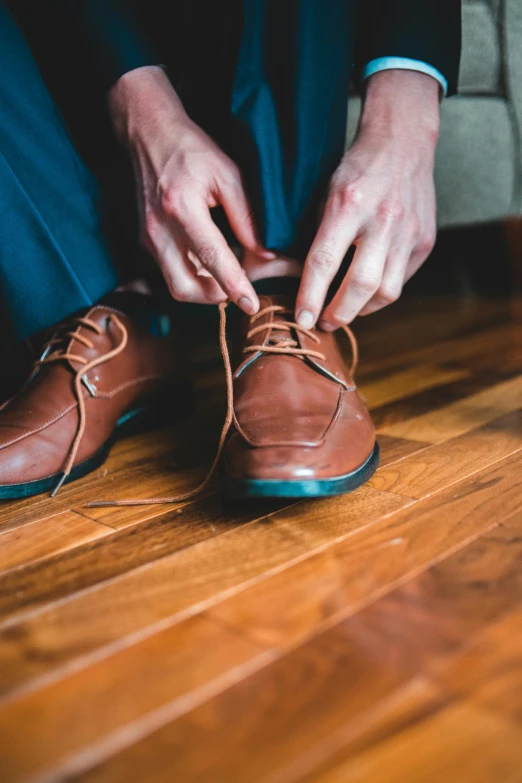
[143,219,227,304]
[218,172,275,261]
[295,200,360,329]
[356,248,409,317]
[319,232,390,329]
[358,229,435,317]
[160,191,260,314]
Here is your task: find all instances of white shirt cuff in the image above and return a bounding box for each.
[361,56,448,99]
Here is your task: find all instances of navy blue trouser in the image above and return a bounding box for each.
[0,2,122,343]
[0,1,353,343]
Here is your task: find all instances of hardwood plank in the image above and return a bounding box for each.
[0,435,419,628]
[373,434,429,466]
[0,613,265,783]
[370,409,522,498]
[359,321,519,378]
[381,375,522,443]
[210,451,522,649]
[308,599,522,783]
[359,364,469,409]
[308,529,522,782]
[0,512,110,572]
[356,298,515,366]
[371,372,513,431]
[431,607,522,723]
[22,463,522,783]
[0,485,407,698]
[59,512,522,783]
[294,678,448,783]
[1,434,519,697]
[0,496,288,621]
[0,453,196,534]
[307,703,522,783]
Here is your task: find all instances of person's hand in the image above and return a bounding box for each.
[108,66,271,313]
[296,69,441,331]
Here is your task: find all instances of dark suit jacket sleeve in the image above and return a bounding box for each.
[9,0,161,94]
[354,0,462,96]
[59,0,162,92]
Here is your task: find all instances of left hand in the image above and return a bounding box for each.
[295,69,441,331]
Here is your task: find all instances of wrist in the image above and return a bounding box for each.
[359,69,440,151]
[108,65,188,147]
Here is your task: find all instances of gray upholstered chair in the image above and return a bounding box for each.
[347,0,522,228]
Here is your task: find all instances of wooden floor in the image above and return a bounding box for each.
[1,294,522,783]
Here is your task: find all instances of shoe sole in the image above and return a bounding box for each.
[0,384,192,501]
[221,442,380,499]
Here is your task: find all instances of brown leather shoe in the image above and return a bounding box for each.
[0,303,187,500]
[221,294,378,497]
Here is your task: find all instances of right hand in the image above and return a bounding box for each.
[108,66,272,313]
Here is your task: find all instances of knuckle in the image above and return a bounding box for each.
[376,200,404,225]
[418,231,436,257]
[309,247,336,274]
[197,242,222,272]
[333,183,364,210]
[159,184,184,217]
[220,161,241,188]
[377,282,402,305]
[351,272,380,297]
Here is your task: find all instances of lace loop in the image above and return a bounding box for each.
[244,305,325,361]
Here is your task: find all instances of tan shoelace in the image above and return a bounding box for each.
[30,314,129,496]
[87,302,358,507]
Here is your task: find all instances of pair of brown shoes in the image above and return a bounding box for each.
[0,294,378,502]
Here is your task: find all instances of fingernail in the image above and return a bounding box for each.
[238,296,256,314]
[319,321,335,332]
[297,310,314,329]
[261,251,277,260]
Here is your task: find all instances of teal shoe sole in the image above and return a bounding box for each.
[0,383,192,501]
[221,442,380,499]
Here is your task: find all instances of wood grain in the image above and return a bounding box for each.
[359,363,469,408]
[210,450,522,648]
[0,295,521,783]
[381,375,522,443]
[0,512,109,572]
[308,703,522,783]
[33,458,522,783]
[0,612,265,783]
[61,502,522,783]
[0,495,287,621]
[0,485,407,698]
[370,409,522,498]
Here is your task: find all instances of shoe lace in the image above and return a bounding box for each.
[87,302,357,508]
[33,315,128,496]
